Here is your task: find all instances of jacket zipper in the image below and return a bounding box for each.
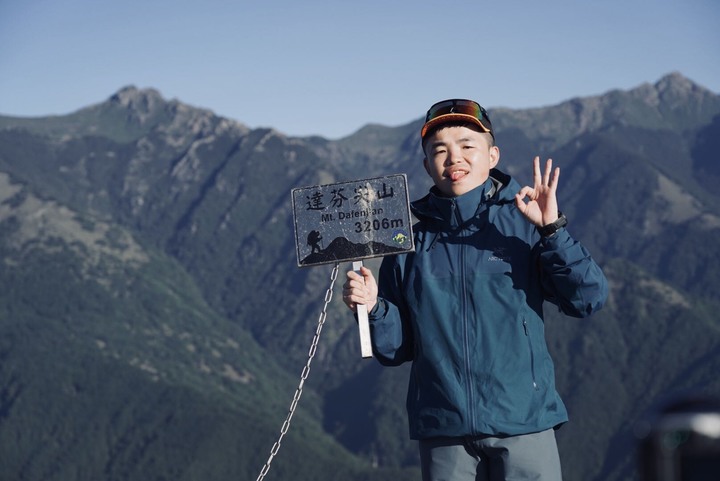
[455,202,476,432]
[523,319,539,390]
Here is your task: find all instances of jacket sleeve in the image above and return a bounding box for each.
[367,254,415,366]
[536,227,608,318]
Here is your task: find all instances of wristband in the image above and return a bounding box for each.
[537,212,567,237]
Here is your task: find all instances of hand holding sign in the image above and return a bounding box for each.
[346,261,377,358]
[343,263,378,312]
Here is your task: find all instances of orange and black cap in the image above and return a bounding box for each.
[421,99,494,140]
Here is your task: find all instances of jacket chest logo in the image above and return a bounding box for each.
[488,247,511,262]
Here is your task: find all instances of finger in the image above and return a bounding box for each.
[532,156,541,186]
[345,281,367,296]
[347,291,371,308]
[342,289,357,310]
[343,289,364,308]
[347,269,362,279]
[516,185,534,202]
[549,166,560,193]
[358,266,370,285]
[344,280,358,291]
[360,266,376,284]
[543,158,553,186]
[346,270,364,285]
[515,191,532,214]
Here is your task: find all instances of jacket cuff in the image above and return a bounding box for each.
[539,226,570,247]
[368,297,387,320]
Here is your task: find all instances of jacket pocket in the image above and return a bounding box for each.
[522,318,540,391]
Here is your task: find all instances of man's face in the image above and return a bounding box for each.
[423,125,500,197]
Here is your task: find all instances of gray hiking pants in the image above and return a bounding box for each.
[419,429,563,481]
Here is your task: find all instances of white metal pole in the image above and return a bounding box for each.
[352,260,373,358]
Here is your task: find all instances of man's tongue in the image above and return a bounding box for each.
[450,170,467,181]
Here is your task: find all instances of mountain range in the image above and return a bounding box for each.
[1,72,719,481]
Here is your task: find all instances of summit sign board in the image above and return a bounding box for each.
[292,174,414,267]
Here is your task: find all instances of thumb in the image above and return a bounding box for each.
[360,266,376,285]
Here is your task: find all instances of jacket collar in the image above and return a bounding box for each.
[411,168,512,226]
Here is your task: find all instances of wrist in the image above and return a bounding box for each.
[537,212,567,237]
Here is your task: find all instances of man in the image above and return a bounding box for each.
[343,99,608,480]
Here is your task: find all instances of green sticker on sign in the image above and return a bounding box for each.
[292,174,415,267]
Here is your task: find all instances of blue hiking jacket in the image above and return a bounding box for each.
[368,169,608,439]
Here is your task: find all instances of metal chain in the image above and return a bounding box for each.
[255,262,340,481]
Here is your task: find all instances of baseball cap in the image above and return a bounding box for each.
[421,99,494,140]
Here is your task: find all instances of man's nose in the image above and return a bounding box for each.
[446,146,462,164]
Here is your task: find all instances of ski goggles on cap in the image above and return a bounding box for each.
[421,99,494,139]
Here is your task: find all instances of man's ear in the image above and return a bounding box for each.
[423,157,431,176]
[489,145,500,168]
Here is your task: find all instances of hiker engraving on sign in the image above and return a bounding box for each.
[292,174,414,267]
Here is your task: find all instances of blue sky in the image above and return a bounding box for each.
[1,0,718,139]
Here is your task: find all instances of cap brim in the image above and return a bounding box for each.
[421,113,491,139]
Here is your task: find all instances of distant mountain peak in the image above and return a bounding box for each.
[111,85,163,101]
[490,72,720,147]
[655,71,698,94]
[109,85,166,115]
[101,86,251,140]
[628,72,717,109]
